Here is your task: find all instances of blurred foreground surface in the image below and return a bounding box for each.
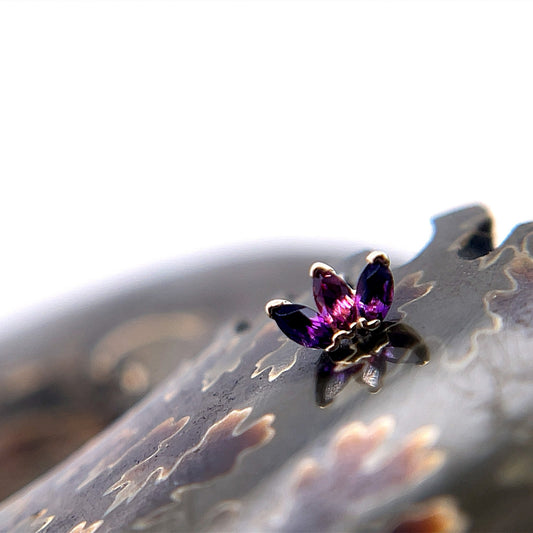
[0,249,335,502]
[0,205,531,532]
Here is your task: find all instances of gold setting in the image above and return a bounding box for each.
[265,299,291,318]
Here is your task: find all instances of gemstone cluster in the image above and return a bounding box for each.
[266,251,394,352]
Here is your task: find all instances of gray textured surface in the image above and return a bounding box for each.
[0,205,531,532]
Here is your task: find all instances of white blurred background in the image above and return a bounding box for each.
[0,1,531,328]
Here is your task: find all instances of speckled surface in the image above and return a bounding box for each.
[0,205,531,532]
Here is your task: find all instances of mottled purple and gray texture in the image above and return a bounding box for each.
[0,205,531,532]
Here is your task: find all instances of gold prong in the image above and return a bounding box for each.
[309,261,336,278]
[356,317,381,331]
[366,250,390,266]
[366,319,381,330]
[265,299,291,317]
[325,327,355,352]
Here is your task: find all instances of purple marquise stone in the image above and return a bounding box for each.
[270,303,333,349]
[312,269,357,331]
[355,261,394,321]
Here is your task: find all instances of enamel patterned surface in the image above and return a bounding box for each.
[0,205,532,532]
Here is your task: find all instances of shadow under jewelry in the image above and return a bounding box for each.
[315,322,429,407]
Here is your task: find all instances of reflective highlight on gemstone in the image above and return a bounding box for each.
[266,252,395,352]
[312,266,357,331]
[355,259,394,321]
[270,303,334,349]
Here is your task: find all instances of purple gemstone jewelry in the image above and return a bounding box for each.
[265,251,394,352]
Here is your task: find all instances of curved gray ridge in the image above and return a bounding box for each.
[0,205,531,533]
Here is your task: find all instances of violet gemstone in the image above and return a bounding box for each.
[312,269,357,331]
[270,303,334,349]
[355,261,394,321]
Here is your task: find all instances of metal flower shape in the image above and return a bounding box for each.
[265,251,394,352]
